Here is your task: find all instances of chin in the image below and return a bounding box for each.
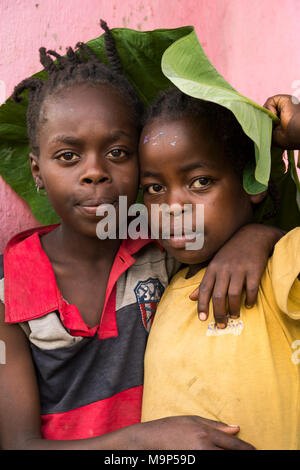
[160,243,205,265]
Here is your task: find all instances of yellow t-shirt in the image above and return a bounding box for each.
[142,228,300,450]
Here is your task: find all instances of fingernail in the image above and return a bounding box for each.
[199,312,207,321]
[229,424,239,428]
[217,323,226,329]
[231,315,239,319]
[245,304,253,309]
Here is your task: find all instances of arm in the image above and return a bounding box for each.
[189,224,284,328]
[264,94,300,149]
[0,303,254,450]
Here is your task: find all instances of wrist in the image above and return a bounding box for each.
[287,113,300,149]
[239,224,284,254]
[259,225,285,256]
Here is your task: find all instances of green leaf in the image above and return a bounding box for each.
[0,25,298,231]
[161,29,280,191]
[0,26,192,225]
[161,29,299,230]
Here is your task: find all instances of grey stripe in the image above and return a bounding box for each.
[31,302,148,414]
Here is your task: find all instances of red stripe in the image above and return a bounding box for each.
[41,386,143,440]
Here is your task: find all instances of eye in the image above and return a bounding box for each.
[107,149,128,159]
[56,152,79,162]
[190,177,212,189]
[145,183,165,194]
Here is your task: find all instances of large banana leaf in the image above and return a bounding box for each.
[161,29,300,230]
[0,26,192,226]
[0,26,299,231]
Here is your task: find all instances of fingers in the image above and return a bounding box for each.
[194,417,255,450]
[211,275,230,328]
[190,271,246,327]
[263,94,292,117]
[263,96,278,116]
[227,273,245,319]
[197,416,240,434]
[189,270,215,321]
[244,272,260,309]
[212,429,255,450]
[190,270,258,328]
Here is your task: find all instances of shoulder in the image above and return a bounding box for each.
[269,228,300,318]
[133,242,182,279]
[270,227,300,272]
[3,225,60,324]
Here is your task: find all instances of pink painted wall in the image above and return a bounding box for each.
[0,0,300,251]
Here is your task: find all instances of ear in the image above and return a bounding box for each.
[249,190,267,205]
[29,152,44,189]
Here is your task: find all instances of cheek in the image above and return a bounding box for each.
[116,163,139,203]
[203,186,251,232]
[143,199,164,235]
[42,174,69,204]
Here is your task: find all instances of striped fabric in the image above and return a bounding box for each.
[1,225,179,439]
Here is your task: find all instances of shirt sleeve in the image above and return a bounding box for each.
[269,227,300,319]
[0,254,4,305]
[0,278,4,305]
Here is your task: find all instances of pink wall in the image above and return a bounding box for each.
[0,0,300,251]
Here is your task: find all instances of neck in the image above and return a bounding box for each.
[41,222,121,265]
[186,260,210,278]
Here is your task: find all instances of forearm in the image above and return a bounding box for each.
[238,223,285,253]
[7,424,141,450]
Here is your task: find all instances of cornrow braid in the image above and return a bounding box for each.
[12,78,43,103]
[143,88,280,219]
[100,19,123,75]
[12,20,143,155]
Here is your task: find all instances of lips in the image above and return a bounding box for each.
[161,230,203,250]
[75,197,118,216]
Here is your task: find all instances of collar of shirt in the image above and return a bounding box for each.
[4,224,156,339]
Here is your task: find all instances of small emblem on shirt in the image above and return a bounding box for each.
[134,278,165,333]
[206,316,244,336]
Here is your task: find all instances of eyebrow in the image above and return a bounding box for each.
[179,162,217,172]
[49,131,133,146]
[142,161,216,178]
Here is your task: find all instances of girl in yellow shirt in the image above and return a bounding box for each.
[140,89,300,450]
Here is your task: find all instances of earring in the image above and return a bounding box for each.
[35,181,47,196]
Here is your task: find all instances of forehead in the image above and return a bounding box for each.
[140,116,224,169]
[40,84,136,136]
[141,116,214,149]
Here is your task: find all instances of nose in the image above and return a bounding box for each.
[79,154,111,185]
[164,188,190,216]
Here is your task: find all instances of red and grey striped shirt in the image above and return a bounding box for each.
[1,225,179,440]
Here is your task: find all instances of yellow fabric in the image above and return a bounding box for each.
[142,228,300,450]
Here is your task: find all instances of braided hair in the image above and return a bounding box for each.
[143,88,280,219]
[12,20,143,155]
